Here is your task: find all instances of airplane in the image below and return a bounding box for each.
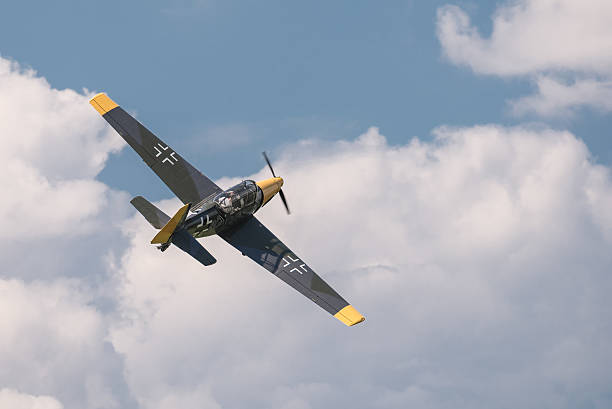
[90,93,365,326]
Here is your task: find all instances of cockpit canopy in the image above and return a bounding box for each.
[213,180,262,215]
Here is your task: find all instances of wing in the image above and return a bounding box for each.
[172,229,217,266]
[90,93,222,205]
[219,216,365,326]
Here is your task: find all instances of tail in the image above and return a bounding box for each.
[150,202,191,245]
[130,196,216,266]
[130,196,171,229]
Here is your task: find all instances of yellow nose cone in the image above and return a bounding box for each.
[256,177,283,205]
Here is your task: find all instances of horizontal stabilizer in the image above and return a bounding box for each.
[151,203,191,244]
[130,196,170,229]
[172,229,217,266]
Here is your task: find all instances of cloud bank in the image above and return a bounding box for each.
[437,1,612,117]
[2,55,612,409]
[0,56,134,409]
[108,125,612,409]
[0,389,63,409]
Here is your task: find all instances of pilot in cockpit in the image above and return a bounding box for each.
[216,191,235,213]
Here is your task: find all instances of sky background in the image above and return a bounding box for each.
[2,0,611,200]
[1,1,612,409]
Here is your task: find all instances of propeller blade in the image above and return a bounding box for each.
[262,151,290,215]
[278,189,290,215]
[262,151,276,177]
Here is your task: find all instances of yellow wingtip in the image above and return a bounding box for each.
[89,92,119,115]
[334,305,365,326]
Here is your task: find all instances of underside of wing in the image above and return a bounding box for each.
[219,217,365,326]
[90,93,222,205]
[172,229,217,266]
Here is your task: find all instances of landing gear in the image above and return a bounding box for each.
[157,242,171,252]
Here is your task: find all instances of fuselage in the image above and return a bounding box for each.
[183,177,283,238]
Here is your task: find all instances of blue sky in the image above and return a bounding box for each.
[2,0,609,200]
[2,2,612,409]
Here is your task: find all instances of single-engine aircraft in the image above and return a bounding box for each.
[90,93,365,326]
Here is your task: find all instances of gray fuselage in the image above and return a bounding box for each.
[184,180,263,238]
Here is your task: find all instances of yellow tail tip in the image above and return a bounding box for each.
[334,305,365,326]
[89,92,119,115]
[150,203,191,244]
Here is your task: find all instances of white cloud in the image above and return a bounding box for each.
[510,76,612,117]
[0,58,123,180]
[0,388,63,409]
[436,1,612,76]
[3,54,612,409]
[0,55,134,409]
[436,1,612,116]
[0,56,126,239]
[110,126,612,409]
[0,280,129,409]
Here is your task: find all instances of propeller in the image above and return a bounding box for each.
[263,151,290,214]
